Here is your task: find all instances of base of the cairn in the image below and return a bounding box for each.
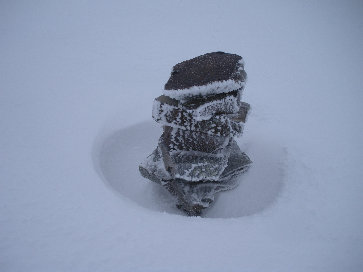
[139,143,252,216]
[165,179,241,216]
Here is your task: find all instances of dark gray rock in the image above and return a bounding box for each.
[165,52,247,90]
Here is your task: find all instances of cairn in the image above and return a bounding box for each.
[139,52,251,216]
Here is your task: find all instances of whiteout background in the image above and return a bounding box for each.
[1,1,363,271]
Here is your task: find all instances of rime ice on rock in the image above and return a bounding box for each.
[139,52,252,216]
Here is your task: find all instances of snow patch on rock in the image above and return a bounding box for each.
[163,80,245,101]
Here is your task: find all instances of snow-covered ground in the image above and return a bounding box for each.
[1,1,363,271]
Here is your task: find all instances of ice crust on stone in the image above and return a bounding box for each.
[170,149,231,182]
[153,92,241,123]
[161,126,231,153]
[140,138,251,184]
[139,146,171,182]
[193,94,240,121]
[165,179,239,216]
[163,80,245,101]
[140,139,251,180]
[139,139,252,216]
[153,101,245,137]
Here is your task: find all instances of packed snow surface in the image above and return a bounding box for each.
[1,1,363,271]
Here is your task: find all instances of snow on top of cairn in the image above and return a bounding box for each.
[163,52,247,100]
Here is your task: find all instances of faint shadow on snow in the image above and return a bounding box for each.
[93,120,286,218]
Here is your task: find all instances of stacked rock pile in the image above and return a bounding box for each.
[139,52,251,215]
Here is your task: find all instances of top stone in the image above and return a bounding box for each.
[164,52,247,91]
